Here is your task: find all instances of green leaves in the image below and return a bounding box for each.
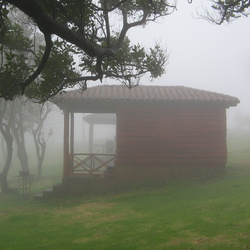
[100,36,167,87]
[0,19,35,98]
[146,44,167,78]
[0,16,79,102]
[209,0,250,24]
[1,1,171,100]
[26,38,80,102]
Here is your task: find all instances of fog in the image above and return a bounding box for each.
[81,1,250,126]
[128,1,250,112]
[44,1,250,167]
[3,1,250,179]
[128,1,250,130]
[40,109,117,171]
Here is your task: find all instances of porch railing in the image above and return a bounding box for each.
[69,153,116,177]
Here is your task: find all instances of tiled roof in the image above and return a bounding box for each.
[54,85,239,106]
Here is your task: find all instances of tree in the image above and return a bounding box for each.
[26,101,53,179]
[11,99,30,173]
[0,134,6,161]
[0,100,14,193]
[0,98,53,193]
[0,0,171,101]
[1,1,249,101]
[0,8,78,102]
[0,98,31,194]
[201,0,250,24]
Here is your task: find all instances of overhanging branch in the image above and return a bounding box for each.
[6,0,116,57]
[20,32,52,92]
[0,32,52,98]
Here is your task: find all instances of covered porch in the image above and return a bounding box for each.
[63,111,116,178]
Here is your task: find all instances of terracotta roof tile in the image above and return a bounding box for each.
[55,85,239,105]
[53,85,240,113]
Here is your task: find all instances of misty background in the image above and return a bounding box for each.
[2,1,250,178]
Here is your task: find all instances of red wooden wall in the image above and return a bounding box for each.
[115,104,227,180]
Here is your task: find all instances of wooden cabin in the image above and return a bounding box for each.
[53,85,239,193]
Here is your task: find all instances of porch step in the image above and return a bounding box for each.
[33,183,63,200]
[53,183,63,192]
[33,193,43,200]
[43,188,54,197]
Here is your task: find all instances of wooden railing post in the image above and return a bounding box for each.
[89,123,93,153]
[63,109,69,177]
[70,112,74,170]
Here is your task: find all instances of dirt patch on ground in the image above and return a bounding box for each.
[166,232,237,248]
[52,201,145,226]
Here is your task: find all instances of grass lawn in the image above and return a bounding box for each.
[1,167,250,249]
[0,134,250,249]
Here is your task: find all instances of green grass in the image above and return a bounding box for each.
[0,130,250,249]
[1,161,250,249]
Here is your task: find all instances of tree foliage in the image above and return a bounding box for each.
[0,0,249,102]
[0,0,173,101]
[201,0,250,24]
[0,11,78,102]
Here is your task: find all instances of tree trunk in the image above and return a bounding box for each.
[34,131,46,179]
[0,135,13,193]
[0,136,7,162]
[31,102,52,179]
[12,125,29,172]
[0,101,14,194]
[11,102,29,172]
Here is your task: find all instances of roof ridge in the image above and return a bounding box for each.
[53,85,240,108]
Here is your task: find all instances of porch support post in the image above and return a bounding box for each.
[89,122,94,153]
[70,112,74,156]
[70,112,74,171]
[63,109,70,177]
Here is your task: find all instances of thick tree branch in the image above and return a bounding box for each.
[21,32,52,91]
[103,1,111,48]
[6,0,116,57]
[1,0,172,101]
[0,32,52,97]
[93,0,128,12]
[64,75,100,83]
[115,6,149,50]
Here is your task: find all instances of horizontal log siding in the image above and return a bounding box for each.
[116,105,227,169]
[175,107,227,165]
[116,106,172,160]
